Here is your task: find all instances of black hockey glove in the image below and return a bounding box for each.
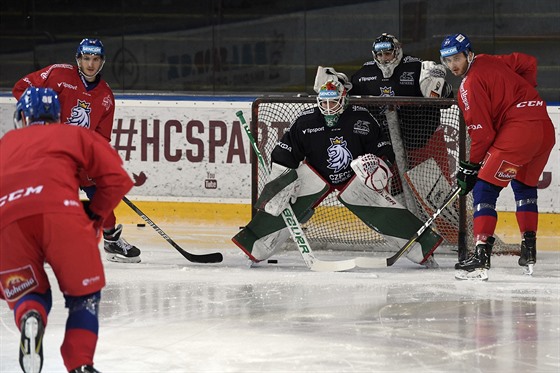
[456,160,481,196]
[82,200,103,237]
[81,200,102,221]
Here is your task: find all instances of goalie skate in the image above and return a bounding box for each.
[522,264,534,276]
[422,255,439,269]
[454,268,488,281]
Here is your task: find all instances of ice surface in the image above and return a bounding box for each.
[1,224,559,372]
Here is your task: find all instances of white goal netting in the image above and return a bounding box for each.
[250,96,519,256]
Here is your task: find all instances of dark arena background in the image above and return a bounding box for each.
[1,2,559,372]
[1,1,558,101]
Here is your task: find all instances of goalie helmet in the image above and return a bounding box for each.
[14,88,61,128]
[372,33,403,78]
[317,79,348,127]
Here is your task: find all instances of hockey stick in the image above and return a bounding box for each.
[383,186,461,266]
[122,196,223,263]
[236,110,355,272]
[354,186,461,268]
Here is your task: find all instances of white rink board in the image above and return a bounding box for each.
[0,94,558,212]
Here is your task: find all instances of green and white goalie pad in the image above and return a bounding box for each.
[338,175,443,265]
[233,163,330,262]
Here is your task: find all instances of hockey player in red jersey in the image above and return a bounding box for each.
[12,38,141,263]
[0,88,134,372]
[439,33,555,280]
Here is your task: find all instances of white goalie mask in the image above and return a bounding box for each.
[317,80,348,127]
[372,33,403,78]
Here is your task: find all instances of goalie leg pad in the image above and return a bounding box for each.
[338,176,443,265]
[233,164,330,262]
[255,164,299,216]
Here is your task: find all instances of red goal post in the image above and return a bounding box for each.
[249,95,519,256]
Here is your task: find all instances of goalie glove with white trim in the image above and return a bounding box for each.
[255,163,301,216]
[350,154,393,191]
[419,61,451,98]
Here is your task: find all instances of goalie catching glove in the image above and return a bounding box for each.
[255,163,301,216]
[419,61,451,98]
[350,154,393,191]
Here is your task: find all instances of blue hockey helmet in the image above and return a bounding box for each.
[14,88,61,128]
[440,33,472,58]
[76,38,105,59]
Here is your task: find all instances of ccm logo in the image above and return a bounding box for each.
[516,100,544,108]
[0,185,43,207]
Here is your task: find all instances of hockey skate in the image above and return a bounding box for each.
[422,254,439,269]
[69,365,100,373]
[518,231,536,275]
[455,237,494,281]
[103,224,141,263]
[19,310,44,373]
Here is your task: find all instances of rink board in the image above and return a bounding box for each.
[113,200,560,251]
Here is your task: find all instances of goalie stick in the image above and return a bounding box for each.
[383,186,461,266]
[353,186,460,268]
[237,110,356,272]
[122,196,223,264]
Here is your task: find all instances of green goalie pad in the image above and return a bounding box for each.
[254,167,298,211]
[338,176,443,264]
[233,163,330,262]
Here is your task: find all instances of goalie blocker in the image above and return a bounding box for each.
[233,163,442,266]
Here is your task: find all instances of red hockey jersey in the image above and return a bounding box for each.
[0,124,133,228]
[457,53,550,163]
[12,65,115,142]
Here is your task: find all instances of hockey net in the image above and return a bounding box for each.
[250,96,519,255]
